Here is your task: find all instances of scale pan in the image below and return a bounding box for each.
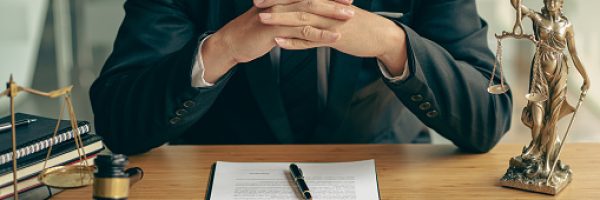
[487,85,509,94]
[38,165,95,188]
[525,93,548,102]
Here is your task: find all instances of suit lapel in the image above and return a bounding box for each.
[244,55,295,144]
[313,0,371,141]
[314,51,363,141]
[230,0,295,143]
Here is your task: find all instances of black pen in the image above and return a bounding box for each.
[290,163,312,200]
[0,118,37,133]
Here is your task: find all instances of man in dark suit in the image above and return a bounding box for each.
[90,0,513,155]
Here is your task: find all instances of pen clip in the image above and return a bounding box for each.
[297,166,304,178]
[290,163,304,180]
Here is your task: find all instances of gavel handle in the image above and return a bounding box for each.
[126,167,144,186]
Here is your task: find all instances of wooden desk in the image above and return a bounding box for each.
[54,144,600,199]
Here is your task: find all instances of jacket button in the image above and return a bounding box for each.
[175,109,188,116]
[169,117,181,125]
[183,100,196,108]
[426,110,439,118]
[419,102,432,111]
[410,94,423,102]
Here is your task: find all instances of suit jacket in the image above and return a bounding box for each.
[90,0,513,155]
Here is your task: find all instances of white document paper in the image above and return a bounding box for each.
[208,160,379,200]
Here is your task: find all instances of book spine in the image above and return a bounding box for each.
[0,124,89,166]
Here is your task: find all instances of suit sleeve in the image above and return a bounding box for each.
[384,0,513,153]
[89,0,234,155]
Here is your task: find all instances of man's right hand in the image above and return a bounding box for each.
[201,0,353,83]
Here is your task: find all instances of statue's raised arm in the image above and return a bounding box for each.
[510,0,542,24]
[496,0,540,42]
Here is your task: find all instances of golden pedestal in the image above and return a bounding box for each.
[500,155,572,195]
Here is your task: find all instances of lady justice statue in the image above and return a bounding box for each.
[491,0,591,195]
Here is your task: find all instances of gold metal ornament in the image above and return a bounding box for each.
[487,39,510,95]
[37,165,95,188]
[490,0,591,195]
[1,75,95,200]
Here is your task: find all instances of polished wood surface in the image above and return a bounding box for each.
[54,144,600,199]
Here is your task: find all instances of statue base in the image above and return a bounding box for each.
[499,154,572,195]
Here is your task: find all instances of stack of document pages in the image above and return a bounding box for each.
[206,159,380,200]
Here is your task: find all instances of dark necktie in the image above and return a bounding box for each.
[279,49,318,142]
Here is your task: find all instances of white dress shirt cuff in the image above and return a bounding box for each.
[377,59,410,83]
[191,35,215,88]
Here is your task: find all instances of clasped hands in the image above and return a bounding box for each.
[202,0,407,83]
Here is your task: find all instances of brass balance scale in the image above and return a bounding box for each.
[1,75,95,200]
[487,2,548,103]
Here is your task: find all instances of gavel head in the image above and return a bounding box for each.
[93,154,130,200]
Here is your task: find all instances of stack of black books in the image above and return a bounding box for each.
[0,113,104,199]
